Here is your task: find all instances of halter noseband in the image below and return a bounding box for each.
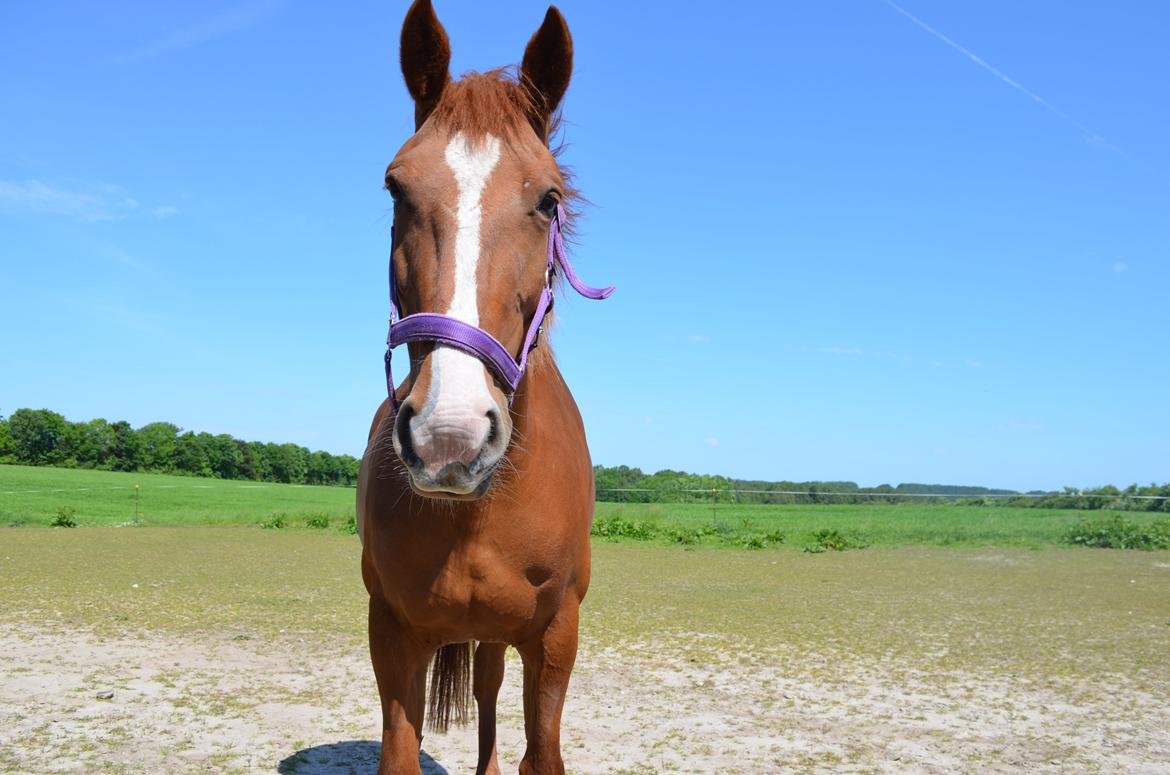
[384,204,613,411]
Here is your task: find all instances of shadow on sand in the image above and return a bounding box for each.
[277,741,449,775]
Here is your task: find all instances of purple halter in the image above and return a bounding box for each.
[384,204,613,411]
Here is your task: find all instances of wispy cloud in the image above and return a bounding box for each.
[1112,261,1127,273]
[883,1,1127,158]
[704,436,720,448]
[0,179,177,223]
[0,179,133,222]
[688,334,712,343]
[117,0,289,63]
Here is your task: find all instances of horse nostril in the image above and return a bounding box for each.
[485,408,501,447]
[395,404,420,466]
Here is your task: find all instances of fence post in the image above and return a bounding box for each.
[711,487,717,529]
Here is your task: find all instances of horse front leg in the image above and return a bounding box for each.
[473,641,508,775]
[516,600,580,775]
[369,597,430,775]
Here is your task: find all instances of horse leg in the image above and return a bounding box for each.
[369,597,430,775]
[516,600,580,775]
[473,641,507,775]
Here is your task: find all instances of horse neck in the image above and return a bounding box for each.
[501,343,570,467]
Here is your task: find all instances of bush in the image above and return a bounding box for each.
[803,528,865,553]
[51,507,77,528]
[260,513,287,530]
[340,515,358,535]
[1064,516,1170,550]
[305,513,330,529]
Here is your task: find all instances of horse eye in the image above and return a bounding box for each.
[385,176,403,203]
[536,191,559,218]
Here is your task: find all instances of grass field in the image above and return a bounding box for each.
[0,464,355,527]
[4,464,1164,549]
[1,528,1168,772]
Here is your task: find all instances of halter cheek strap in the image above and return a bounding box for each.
[384,204,613,411]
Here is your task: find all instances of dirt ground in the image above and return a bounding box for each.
[3,623,1169,774]
[3,531,1169,773]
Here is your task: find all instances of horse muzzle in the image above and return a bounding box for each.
[392,399,507,498]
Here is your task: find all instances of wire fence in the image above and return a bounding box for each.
[595,487,1170,514]
[597,487,1170,500]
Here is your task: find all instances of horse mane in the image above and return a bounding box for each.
[428,68,534,139]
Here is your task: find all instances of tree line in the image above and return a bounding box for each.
[593,465,1170,512]
[0,408,360,486]
[3,409,1164,508]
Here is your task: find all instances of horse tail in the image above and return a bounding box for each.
[426,641,472,732]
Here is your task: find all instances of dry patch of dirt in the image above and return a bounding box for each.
[2,625,1168,774]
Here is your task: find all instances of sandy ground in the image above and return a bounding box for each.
[2,624,1168,774]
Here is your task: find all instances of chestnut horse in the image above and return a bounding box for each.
[356,3,609,774]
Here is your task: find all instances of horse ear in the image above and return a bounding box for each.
[520,6,573,142]
[400,0,451,129]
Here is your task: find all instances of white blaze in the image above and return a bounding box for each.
[409,133,501,473]
[445,132,500,324]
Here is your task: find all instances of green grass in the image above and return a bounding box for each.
[4,464,1168,548]
[0,464,355,527]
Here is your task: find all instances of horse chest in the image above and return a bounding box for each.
[388,543,557,640]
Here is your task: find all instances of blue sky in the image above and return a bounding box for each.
[2,1,1167,491]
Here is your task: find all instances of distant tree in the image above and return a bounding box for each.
[240,441,270,481]
[108,420,143,471]
[73,418,116,468]
[306,450,336,485]
[173,432,212,476]
[8,408,69,465]
[337,454,360,486]
[266,442,309,484]
[1,407,365,488]
[139,422,180,472]
[209,434,242,479]
[0,413,12,462]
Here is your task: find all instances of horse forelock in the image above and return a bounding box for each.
[427,69,580,234]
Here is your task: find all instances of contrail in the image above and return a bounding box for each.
[883,0,1127,158]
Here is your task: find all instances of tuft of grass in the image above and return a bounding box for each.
[1064,516,1170,550]
[305,513,331,529]
[50,507,77,528]
[260,513,287,530]
[803,528,866,553]
[339,515,358,535]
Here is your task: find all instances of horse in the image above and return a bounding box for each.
[355,3,612,774]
